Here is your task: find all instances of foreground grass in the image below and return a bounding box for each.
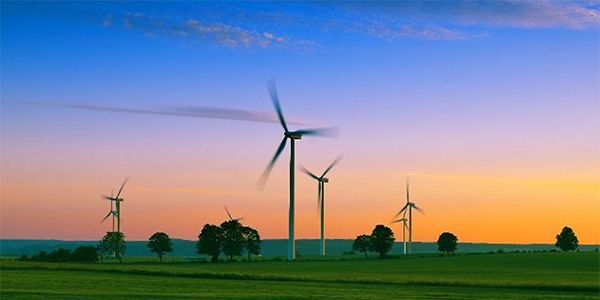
[2,252,598,299]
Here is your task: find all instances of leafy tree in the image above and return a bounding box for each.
[47,248,71,262]
[368,225,395,258]
[97,238,112,263]
[147,232,174,262]
[71,246,99,262]
[437,232,458,255]
[30,250,47,262]
[197,224,223,262]
[555,226,579,252]
[241,225,261,260]
[352,234,371,259]
[220,220,245,260]
[100,231,126,262]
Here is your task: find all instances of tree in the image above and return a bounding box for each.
[71,246,99,262]
[100,232,126,262]
[555,226,579,252]
[197,224,223,262]
[97,238,112,263]
[437,232,458,255]
[241,225,261,260]
[147,232,174,262]
[352,234,371,259]
[220,220,245,260]
[368,225,395,258]
[46,248,71,262]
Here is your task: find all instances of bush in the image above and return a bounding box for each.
[497,249,505,254]
[17,254,29,261]
[71,246,99,262]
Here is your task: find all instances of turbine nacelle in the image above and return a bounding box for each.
[285,132,303,139]
[321,177,329,183]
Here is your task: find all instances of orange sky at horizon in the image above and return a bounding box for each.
[2,167,598,244]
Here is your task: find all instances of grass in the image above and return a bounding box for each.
[2,252,598,299]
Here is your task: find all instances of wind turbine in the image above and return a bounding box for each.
[300,154,343,257]
[102,177,128,233]
[259,79,338,261]
[391,211,408,255]
[100,190,118,232]
[394,177,423,254]
[225,206,244,222]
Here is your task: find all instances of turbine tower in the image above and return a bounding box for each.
[300,154,343,256]
[259,79,338,261]
[102,177,128,233]
[225,206,244,222]
[394,177,423,254]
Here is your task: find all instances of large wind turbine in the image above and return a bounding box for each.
[259,79,338,261]
[102,177,128,233]
[300,154,343,256]
[394,177,423,254]
[391,211,408,255]
[225,206,244,222]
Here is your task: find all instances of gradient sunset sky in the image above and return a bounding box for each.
[1,1,598,244]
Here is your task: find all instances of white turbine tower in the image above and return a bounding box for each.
[300,154,343,256]
[101,177,128,233]
[259,79,338,261]
[394,177,423,254]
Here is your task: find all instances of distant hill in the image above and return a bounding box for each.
[1,239,598,257]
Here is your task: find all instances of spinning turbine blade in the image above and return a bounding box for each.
[317,181,323,214]
[300,166,320,180]
[394,204,409,218]
[267,79,289,133]
[100,211,112,223]
[294,127,339,138]
[258,136,288,187]
[115,176,129,199]
[321,154,343,177]
[412,204,425,214]
[225,206,233,220]
[406,177,410,203]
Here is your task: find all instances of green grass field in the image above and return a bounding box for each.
[2,252,598,299]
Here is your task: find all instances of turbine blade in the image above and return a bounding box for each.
[257,136,288,188]
[394,204,409,218]
[294,127,339,138]
[267,79,289,133]
[100,211,112,224]
[317,182,323,215]
[321,154,343,177]
[225,206,233,220]
[234,217,244,222]
[300,166,320,180]
[406,177,410,204]
[390,219,402,224]
[102,195,113,200]
[413,204,425,214]
[115,176,129,199]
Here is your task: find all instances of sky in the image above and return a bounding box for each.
[1,1,599,244]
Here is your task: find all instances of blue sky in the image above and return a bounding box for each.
[1,1,599,242]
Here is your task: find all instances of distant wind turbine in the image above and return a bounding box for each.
[225,206,244,222]
[391,211,408,255]
[100,190,118,232]
[101,177,128,233]
[258,79,339,261]
[300,154,343,257]
[394,177,424,254]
